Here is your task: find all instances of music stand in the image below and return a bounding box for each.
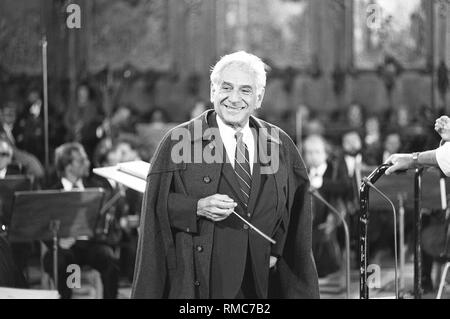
[7,188,105,292]
[0,175,33,229]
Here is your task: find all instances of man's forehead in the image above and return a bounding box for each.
[219,64,256,87]
[304,140,326,152]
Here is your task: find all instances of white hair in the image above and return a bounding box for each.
[210,51,267,96]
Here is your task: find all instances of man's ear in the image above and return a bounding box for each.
[256,88,265,108]
[210,83,216,103]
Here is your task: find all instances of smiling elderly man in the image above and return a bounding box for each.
[132,51,319,299]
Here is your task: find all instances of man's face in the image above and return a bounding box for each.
[0,142,12,170]
[77,86,89,105]
[67,149,90,179]
[304,141,327,169]
[0,106,17,126]
[211,64,264,129]
[343,132,362,154]
[27,91,40,104]
[384,134,401,154]
[115,142,139,162]
[348,105,362,124]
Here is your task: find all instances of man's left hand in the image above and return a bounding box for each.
[269,256,278,268]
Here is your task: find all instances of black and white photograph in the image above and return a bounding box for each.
[0,0,450,303]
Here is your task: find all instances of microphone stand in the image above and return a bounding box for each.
[359,164,392,299]
[437,200,450,299]
[398,193,406,294]
[362,177,399,300]
[413,168,423,299]
[41,37,50,173]
[309,188,351,299]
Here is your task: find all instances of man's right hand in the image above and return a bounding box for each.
[197,194,237,222]
[385,154,414,175]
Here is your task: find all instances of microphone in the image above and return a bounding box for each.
[308,187,351,299]
[362,177,399,299]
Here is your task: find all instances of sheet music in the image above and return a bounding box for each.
[93,161,150,193]
[117,161,150,181]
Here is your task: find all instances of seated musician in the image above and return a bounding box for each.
[43,142,119,299]
[303,135,353,278]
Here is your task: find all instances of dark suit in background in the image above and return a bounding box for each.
[0,233,27,288]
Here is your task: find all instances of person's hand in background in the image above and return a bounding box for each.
[435,116,450,142]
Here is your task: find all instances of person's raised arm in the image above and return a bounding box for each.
[385,150,438,175]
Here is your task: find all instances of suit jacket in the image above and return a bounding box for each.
[194,115,282,298]
[0,234,27,288]
[4,165,22,176]
[132,110,319,299]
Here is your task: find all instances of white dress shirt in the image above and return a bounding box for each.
[0,168,7,179]
[344,155,356,178]
[61,177,85,190]
[216,115,255,174]
[309,163,328,189]
[60,177,87,244]
[436,142,450,177]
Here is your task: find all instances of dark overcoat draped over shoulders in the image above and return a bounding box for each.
[132,110,319,299]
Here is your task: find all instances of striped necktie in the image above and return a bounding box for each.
[234,132,252,206]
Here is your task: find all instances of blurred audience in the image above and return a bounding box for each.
[0,103,45,183]
[64,83,104,161]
